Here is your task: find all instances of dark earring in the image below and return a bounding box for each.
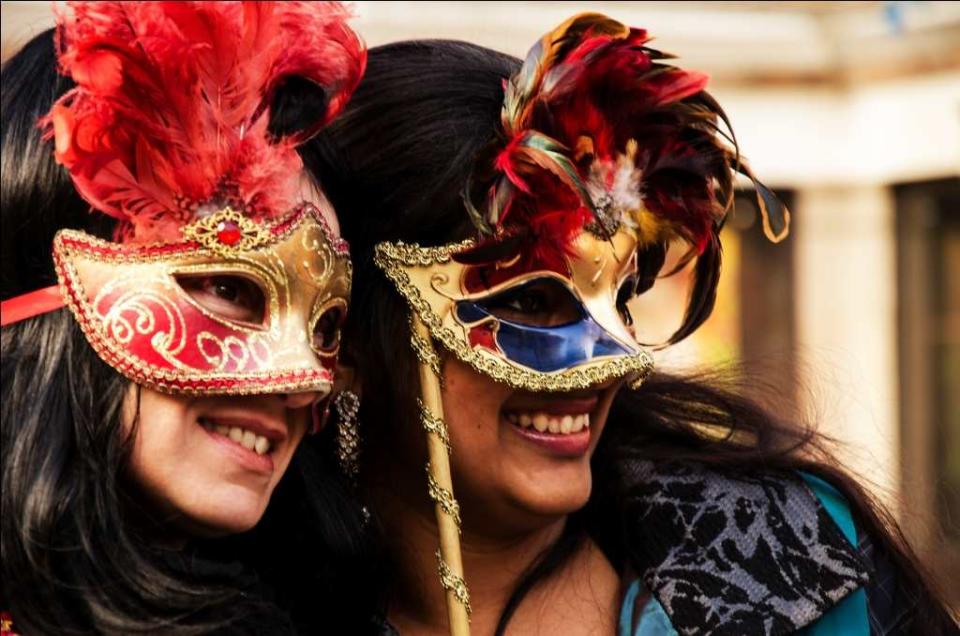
[333,390,361,483]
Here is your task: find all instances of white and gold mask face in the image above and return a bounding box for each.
[54,204,351,396]
[375,224,653,392]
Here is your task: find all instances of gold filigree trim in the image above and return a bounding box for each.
[627,372,647,391]
[182,207,273,256]
[426,466,461,528]
[436,550,472,617]
[410,318,442,377]
[418,398,451,453]
[375,241,656,392]
[381,239,475,267]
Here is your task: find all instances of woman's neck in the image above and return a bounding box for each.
[371,485,620,636]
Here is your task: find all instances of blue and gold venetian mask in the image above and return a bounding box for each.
[374,222,654,392]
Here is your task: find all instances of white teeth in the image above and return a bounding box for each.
[207,422,272,455]
[571,414,584,433]
[533,414,549,432]
[509,411,593,435]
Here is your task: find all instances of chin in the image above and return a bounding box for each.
[186,510,263,537]
[512,470,593,519]
[179,492,269,537]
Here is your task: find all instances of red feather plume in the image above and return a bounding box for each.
[470,13,789,264]
[43,1,366,243]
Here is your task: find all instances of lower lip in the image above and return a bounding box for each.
[507,421,592,457]
[202,427,275,475]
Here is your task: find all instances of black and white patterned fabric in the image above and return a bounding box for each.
[621,461,871,636]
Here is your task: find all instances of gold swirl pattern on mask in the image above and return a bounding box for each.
[301,221,339,288]
[101,288,183,348]
[375,241,656,392]
[93,260,285,373]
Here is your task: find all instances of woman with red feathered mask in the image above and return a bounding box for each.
[300,14,958,636]
[0,3,384,634]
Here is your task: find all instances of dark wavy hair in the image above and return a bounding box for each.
[1,30,379,635]
[302,39,956,635]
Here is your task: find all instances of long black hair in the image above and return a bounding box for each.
[1,29,380,635]
[303,39,956,634]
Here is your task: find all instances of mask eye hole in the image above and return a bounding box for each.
[312,304,345,354]
[477,277,583,327]
[176,274,267,326]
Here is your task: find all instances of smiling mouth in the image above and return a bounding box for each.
[198,417,274,455]
[505,411,591,435]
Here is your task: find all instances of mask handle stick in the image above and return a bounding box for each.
[412,315,472,636]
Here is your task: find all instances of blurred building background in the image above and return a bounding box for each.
[3,0,959,599]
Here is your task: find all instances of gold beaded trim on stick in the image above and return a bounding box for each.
[410,317,443,377]
[418,398,451,452]
[437,550,473,616]
[412,316,472,633]
[427,467,462,528]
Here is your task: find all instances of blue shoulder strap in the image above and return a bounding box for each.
[798,473,870,636]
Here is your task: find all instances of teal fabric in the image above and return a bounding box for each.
[619,578,677,636]
[618,578,641,636]
[798,472,870,636]
[622,473,870,635]
[634,596,677,636]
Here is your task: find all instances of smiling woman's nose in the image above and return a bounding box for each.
[281,391,322,410]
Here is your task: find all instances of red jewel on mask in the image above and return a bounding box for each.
[216,220,242,246]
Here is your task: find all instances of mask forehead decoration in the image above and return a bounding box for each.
[0,2,366,400]
[373,13,791,635]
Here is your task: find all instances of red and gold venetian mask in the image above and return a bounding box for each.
[0,2,366,399]
[54,205,351,395]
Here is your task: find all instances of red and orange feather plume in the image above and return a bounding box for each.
[470,13,789,254]
[43,1,365,243]
[465,12,790,342]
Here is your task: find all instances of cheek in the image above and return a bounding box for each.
[124,387,195,474]
[586,382,622,447]
[440,359,510,448]
[122,388,212,526]
[272,408,309,477]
